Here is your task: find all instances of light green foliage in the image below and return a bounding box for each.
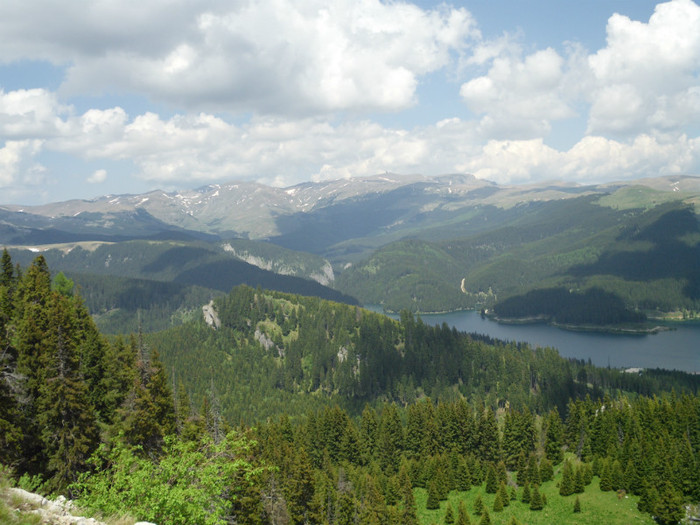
[74,432,266,525]
[51,272,74,297]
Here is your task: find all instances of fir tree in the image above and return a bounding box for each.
[401,476,419,525]
[544,407,564,464]
[485,463,498,493]
[456,501,471,525]
[493,490,504,512]
[573,496,581,513]
[444,502,455,524]
[378,403,403,474]
[574,465,585,493]
[559,460,575,496]
[539,458,553,482]
[336,489,356,525]
[473,493,484,516]
[521,482,531,504]
[610,459,625,491]
[0,250,21,467]
[654,481,684,525]
[455,457,471,491]
[526,453,540,486]
[36,292,99,494]
[478,508,491,525]
[529,484,544,511]
[637,482,659,514]
[497,481,510,507]
[599,459,613,491]
[426,480,441,510]
[476,408,501,463]
[14,256,53,473]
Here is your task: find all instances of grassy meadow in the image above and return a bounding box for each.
[415,473,655,525]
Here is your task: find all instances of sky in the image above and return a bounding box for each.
[1,0,700,205]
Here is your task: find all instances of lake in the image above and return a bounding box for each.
[412,311,700,373]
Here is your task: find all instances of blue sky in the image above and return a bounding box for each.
[1,0,699,205]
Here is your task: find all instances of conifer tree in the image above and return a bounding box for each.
[573,496,581,513]
[476,408,501,463]
[359,405,379,465]
[538,457,552,482]
[599,459,613,491]
[444,502,455,524]
[521,482,531,504]
[401,476,419,525]
[574,465,585,493]
[478,508,491,525]
[336,489,356,525]
[492,490,504,512]
[378,403,403,474]
[497,481,509,507]
[654,481,684,525]
[0,252,21,466]
[455,457,471,491]
[559,460,575,496]
[526,453,540,485]
[515,450,528,486]
[37,291,99,494]
[529,484,544,511]
[14,256,53,472]
[426,480,441,510]
[100,336,137,425]
[610,459,625,491]
[360,473,385,525]
[485,463,498,493]
[456,501,471,525]
[544,407,564,464]
[473,493,484,516]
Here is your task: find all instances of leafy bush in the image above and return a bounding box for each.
[73,432,268,525]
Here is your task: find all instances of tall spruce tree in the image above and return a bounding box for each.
[544,407,564,464]
[37,292,98,494]
[0,250,22,467]
[14,256,54,474]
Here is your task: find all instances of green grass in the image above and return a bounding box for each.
[415,477,655,525]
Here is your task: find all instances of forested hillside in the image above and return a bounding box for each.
[6,241,357,333]
[338,197,700,322]
[1,252,698,524]
[152,285,699,424]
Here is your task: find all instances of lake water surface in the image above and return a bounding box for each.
[411,311,700,373]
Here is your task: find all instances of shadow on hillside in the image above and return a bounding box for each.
[568,207,700,300]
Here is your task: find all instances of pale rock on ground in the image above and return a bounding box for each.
[6,487,157,525]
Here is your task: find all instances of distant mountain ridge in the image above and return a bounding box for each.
[2,173,699,319]
[2,174,491,241]
[1,172,697,246]
[2,174,698,250]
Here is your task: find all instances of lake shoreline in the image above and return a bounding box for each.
[413,310,700,373]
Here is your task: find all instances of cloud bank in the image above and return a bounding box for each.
[1,0,699,202]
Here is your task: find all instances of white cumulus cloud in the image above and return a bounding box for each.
[587,0,700,135]
[0,0,478,116]
[87,169,107,184]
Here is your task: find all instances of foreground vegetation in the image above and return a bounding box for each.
[0,251,698,524]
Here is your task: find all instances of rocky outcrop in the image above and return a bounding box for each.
[6,487,103,525]
[203,300,221,329]
[3,488,158,525]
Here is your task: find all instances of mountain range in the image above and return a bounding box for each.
[1,173,699,324]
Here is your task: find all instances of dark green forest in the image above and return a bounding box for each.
[1,251,698,524]
[337,199,700,321]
